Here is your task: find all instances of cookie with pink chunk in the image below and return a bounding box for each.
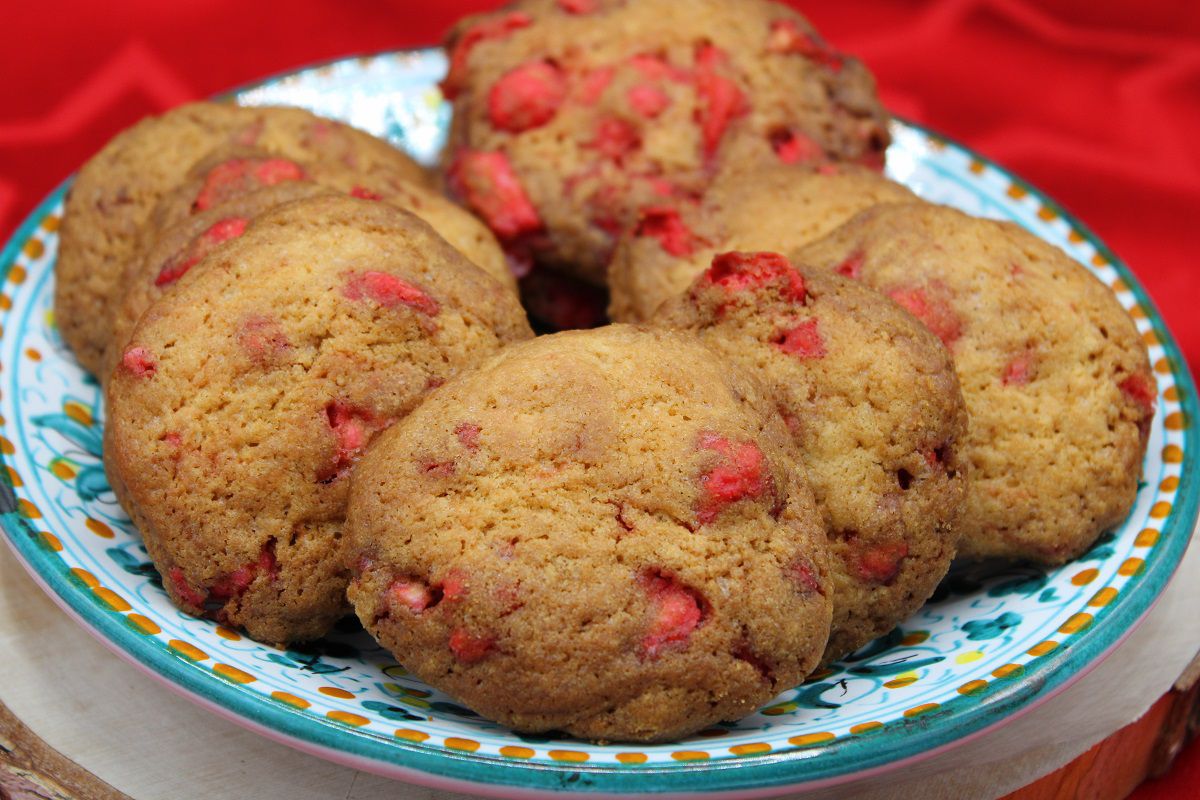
[147,151,515,294]
[101,158,522,382]
[608,162,916,322]
[101,181,335,383]
[104,195,532,644]
[346,325,831,742]
[440,0,889,285]
[55,101,429,375]
[796,202,1155,564]
[656,252,967,662]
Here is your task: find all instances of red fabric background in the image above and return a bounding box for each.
[1,1,1197,793]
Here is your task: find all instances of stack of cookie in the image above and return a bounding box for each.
[60,103,534,643]
[56,0,1155,745]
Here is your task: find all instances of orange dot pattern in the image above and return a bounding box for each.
[1071,568,1098,586]
[215,626,242,641]
[789,732,835,746]
[1136,529,1160,547]
[93,586,130,612]
[49,460,75,480]
[126,614,160,635]
[500,746,534,759]
[168,640,208,662]
[1028,641,1059,657]
[271,692,310,709]
[327,711,369,727]
[1118,558,1146,577]
[904,703,939,718]
[64,400,93,426]
[70,568,98,588]
[214,664,255,684]
[884,675,918,689]
[85,517,114,538]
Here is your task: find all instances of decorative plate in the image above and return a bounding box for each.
[1,49,1196,799]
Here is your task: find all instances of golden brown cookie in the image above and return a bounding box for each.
[148,150,514,293]
[609,162,916,322]
[100,157,520,381]
[655,251,967,662]
[797,203,1155,564]
[55,101,430,374]
[104,195,532,644]
[346,325,832,742]
[440,0,890,284]
[101,181,335,383]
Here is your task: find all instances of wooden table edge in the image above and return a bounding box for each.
[0,699,130,800]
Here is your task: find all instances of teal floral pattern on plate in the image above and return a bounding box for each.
[0,48,1196,798]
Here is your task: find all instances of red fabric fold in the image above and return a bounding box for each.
[2,2,1195,373]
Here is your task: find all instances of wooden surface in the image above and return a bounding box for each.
[1000,679,1200,800]
[0,701,128,800]
[2,536,1198,800]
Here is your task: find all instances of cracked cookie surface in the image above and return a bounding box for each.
[656,252,967,662]
[440,0,890,284]
[346,324,831,741]
[797,203,1154,563]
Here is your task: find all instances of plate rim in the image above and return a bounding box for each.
[1,49,1197,796]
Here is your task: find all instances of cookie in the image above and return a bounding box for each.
[609,162,916,322]
[99,182,335,382]
[440,0,890,284]
[55,101,430,374]
[796,203,1155,563]
[346,325,832,742]
[655,252,967,662]
[103,195,533,644]
[148,150,515,293]
[100,160,522,381]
